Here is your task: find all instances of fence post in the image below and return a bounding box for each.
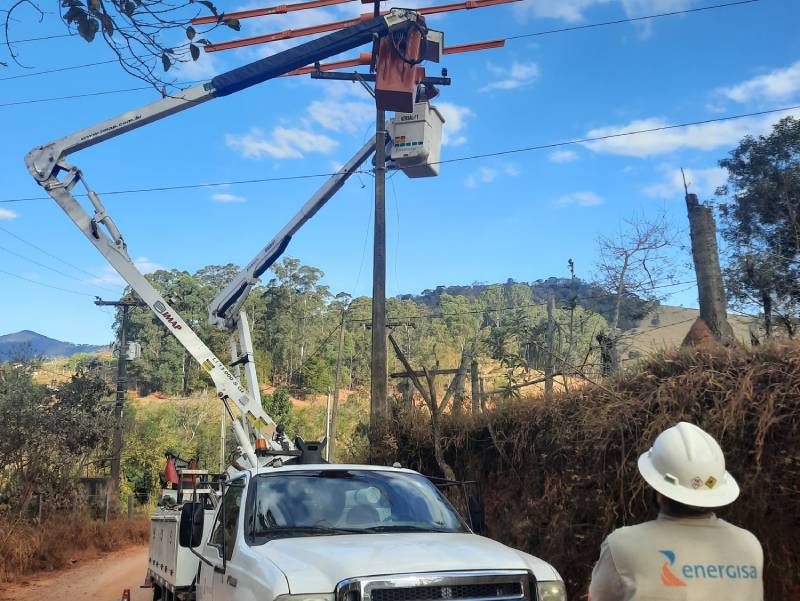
[104,490,110,523]
[37,494,43,521]
[128,495,134,520]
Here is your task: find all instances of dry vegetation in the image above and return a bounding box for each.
[377,344,800,601]
[0,515,149,582]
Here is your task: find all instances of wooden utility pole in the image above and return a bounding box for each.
[544,295,555,398]
[370,0,388,433]
[94,297,145,508]
[683,183,735,346]
[329,306,347,462]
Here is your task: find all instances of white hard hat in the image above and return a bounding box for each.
[637,422,740,507]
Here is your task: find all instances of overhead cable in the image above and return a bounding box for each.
[2,105,798,204]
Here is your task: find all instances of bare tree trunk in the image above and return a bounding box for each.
[684,193,735,345]
[470,359,480,416]
[611,257,629,331]
[762,290,773,338]
[545,295,555,399]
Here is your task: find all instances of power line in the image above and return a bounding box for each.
[3,32,73,44]
[0,241,118,293]
[0,224,101,279]
[0,85,155,108]
[3,105,797,204]
[430,105,800,167]
[0,0,761,82]
[0,171,370,203]
[505,0,762,41]
[0,59,117,81]
[0,267,97,297]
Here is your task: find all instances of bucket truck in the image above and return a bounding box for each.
[24,10,565,601]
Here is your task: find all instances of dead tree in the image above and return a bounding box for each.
[684,192,735,346]
[389,334,476,481]
[595,212,676,371]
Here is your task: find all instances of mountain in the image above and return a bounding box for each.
[0,330,107,361]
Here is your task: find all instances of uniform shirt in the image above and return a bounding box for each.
[589,513,763,601]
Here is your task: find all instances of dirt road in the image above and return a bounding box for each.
[0,545,151,601]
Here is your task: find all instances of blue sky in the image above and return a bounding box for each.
[0,0,798,344]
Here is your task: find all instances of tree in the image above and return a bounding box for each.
[593,212,677,373]
[262,386,292,425]
[2,0,240,86]
[719,117,800,337]
[0,362,111,513]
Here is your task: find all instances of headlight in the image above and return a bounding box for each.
[536,581,566,601]
[275,594,335,601]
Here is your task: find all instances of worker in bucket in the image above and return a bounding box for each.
[588,422,763,601]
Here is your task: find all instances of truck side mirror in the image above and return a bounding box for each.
[179,502,204,548]
[468,494,486,536]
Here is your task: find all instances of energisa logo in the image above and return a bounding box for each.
[153,300,183,330]
[659,550,758,587]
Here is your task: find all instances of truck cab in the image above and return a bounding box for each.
[155,463,565,601]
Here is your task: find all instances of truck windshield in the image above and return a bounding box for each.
[248,470,467,540]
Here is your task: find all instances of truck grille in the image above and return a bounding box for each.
[372,582,523,601]
[337,571,530,601]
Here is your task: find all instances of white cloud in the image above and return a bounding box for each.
[466,168,497,189]
[556,191,604,207]
[0,209,18,220]
[644,166,728,199]
[225,127,337,160]
[307,99,373,133]
[513,0,612,23]
[550,149,579,163]
[435,102,474,146]
[87,257,163,287]
[720,61,800,104]
[212,193,247,203]
[514,0,696,24]
[466,165,519,188]
[583,108,800,157]
[481,61,539,92]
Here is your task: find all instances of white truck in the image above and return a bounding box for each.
[25,11,565,601]
[151,459,565,601]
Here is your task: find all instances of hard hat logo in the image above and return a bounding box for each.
[705,475,718,489]
[690,477,704,490]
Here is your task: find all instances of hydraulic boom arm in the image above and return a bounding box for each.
[209,137,377,331]
[24,9,423,469]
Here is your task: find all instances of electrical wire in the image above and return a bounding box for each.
[505,0,762,41]
[0,242,119,293]
[0,1,762,100]
[0,223,101,279]
[0,171,371,203]
[0,59,117,81]
[3,106,797,204]
[0,267,97,297]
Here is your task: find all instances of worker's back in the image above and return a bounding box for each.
[593,513,763,601]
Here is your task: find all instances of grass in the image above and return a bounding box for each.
[0,514,150,582]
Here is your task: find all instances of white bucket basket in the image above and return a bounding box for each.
[389,102,445,178]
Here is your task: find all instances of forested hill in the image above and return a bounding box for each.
[96,258,654,399]
[401,277,653,331]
